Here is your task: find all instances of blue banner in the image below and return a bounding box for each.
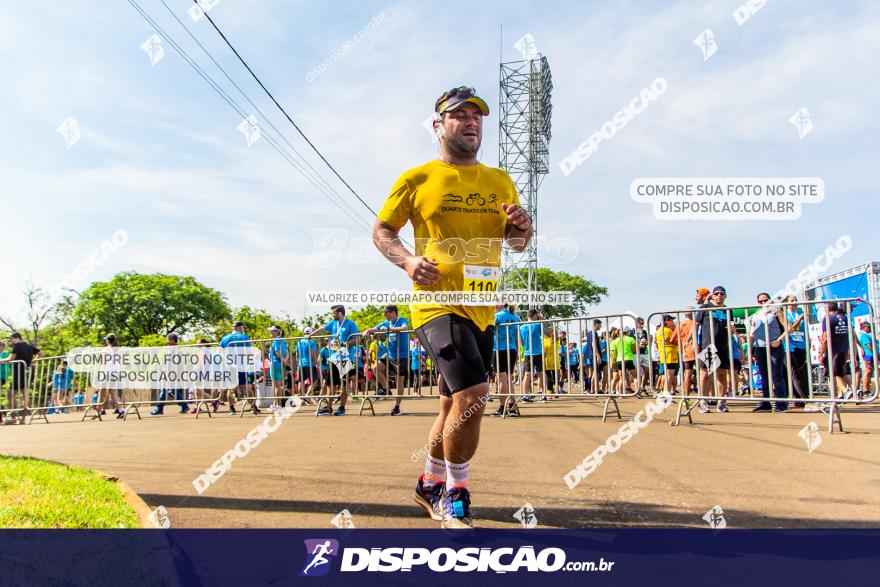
[0,529,878,586]
[805,272,871,321]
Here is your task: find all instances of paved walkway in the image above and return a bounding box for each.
[1,397,878,528]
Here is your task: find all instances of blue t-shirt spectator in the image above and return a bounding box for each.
[859,331,875,360]
[220,331,253,373]
[354,345,366,369]
[731,335,741,360]
[324,318,360,347]
[319,346,331,372]
[220,332,250,348]
[519,322,544,357]
[568,346,580,366]
[375,317,409,359]
[53,368,75,389]
[600,340,608,362]
[785,308,807,351]
[411,346,427,371]
[269,338,288,365]
[581,342,591,366]
[494,309,520,352]
[294,339,317,367]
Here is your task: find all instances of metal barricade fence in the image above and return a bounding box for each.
[345,329,440,416]
[7,301,875,430]
[25,355,87,423]
[490,313,644,420]
[0,360,29,424]
[233,332,439,418]
[646,298,877,433]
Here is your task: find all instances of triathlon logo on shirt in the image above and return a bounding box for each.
[441,192,500,214]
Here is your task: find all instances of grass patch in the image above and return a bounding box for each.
[0,455,140,528]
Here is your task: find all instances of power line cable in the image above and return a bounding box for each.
[194,1,380,217]
[158,0,370,229]
[128,0,374,232]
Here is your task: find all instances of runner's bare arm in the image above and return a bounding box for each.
[502,203,533,252]
[372,219,441,286]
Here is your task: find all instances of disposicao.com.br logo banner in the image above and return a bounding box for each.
[299,539,612,575]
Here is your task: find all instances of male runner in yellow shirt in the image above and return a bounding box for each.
[373,86,532,528]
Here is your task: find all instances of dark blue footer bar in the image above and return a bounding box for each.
[0,529,877,586]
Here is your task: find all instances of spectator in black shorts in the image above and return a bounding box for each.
[695,286,732,413]
[518,309,545,402]
[584,319,604,392]
[361,305,411,416]
[0,332,43,424]
[490,304,520,416]
[819,302,857,398]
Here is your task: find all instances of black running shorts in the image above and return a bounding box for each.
[492,349,518,375]
[831,352,850,377]
[416,314,494,397]
[523,353,544,373]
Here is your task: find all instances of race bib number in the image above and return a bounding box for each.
[463,265,499,292]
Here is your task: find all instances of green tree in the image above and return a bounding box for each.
[506,268,607,319]
[72,272,231,346]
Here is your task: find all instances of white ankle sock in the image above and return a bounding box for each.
[424,456,446,487]
[445,460,469,489]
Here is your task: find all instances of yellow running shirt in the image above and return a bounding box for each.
[378,160,520,331]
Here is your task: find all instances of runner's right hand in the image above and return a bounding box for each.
[404,256,441,286]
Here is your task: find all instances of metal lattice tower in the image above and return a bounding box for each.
[499,55,552,299]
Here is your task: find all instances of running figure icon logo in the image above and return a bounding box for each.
[513,503,538,528]
[56,118,81,149]
[798,422,822,453]
[140,34,165,66]
[146,505,170,529]
[789,107,813,139]
[300,539,340,577]
[330,508,356,529]
[693,29,717,61]
[702,505,727,530]
[237,115,261,146]
[698,344,721,374]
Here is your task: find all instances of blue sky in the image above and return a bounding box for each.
[1,0,878,324]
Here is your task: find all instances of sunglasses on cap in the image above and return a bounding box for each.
[436,86,489,116]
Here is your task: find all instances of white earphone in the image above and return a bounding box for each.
[433,112,444,139]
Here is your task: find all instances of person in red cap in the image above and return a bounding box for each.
[372,86,532,528]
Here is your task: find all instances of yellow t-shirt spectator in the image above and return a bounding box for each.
[543,336,560,370]
[657,326,680,364]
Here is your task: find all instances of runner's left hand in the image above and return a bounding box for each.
[502,203,531,231]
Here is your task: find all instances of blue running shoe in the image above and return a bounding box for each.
[333,406,346,416]
[441,486,472,528]
[413,475,444,521]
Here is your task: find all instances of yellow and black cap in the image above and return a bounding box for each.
[434,86,489,116]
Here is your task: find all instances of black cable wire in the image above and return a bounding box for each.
[195,1,380,218]
[158,0,370,230]
[127,0,373,231]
